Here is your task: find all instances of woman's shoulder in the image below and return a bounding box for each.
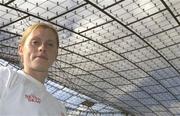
[0,66,18,75]
[0,66,11,76]
[0,66,21,88]
[0,66,9,71]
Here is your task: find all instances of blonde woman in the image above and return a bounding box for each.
[0,23,66,116]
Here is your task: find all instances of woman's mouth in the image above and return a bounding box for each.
[36,56,48,60]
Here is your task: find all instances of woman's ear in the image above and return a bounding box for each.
[18,44,23,57]
[18,44,24,67]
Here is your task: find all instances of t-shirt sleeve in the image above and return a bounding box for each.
[59,103,67,116]
[61,104,67,116]
[0,67,11,99]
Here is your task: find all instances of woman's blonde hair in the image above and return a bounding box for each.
[19,23,59,48]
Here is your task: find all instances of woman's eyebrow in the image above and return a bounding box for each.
[47,39,57,42]
[31,36,40,40]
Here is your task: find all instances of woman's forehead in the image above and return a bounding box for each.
[33,27,55,33]
[31,28,56,37]
[25,28,56,42]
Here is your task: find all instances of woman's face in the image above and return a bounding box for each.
[18,27,58,72]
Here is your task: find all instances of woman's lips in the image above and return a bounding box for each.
[36,56,48,60]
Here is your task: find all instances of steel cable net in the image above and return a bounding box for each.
[0,0,180,115]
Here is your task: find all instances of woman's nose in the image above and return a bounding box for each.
[39,43,47,52]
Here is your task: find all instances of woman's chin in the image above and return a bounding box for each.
[32,64,49,72]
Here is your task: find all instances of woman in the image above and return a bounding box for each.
[0,23,66,116]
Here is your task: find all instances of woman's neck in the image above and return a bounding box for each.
[23,68,48,83]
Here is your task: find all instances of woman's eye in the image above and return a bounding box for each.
[48,43,54,47]
[32,40,40,46]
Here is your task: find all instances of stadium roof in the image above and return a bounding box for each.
[0,0,180,115]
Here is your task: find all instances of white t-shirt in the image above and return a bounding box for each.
[0,67,66,116]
